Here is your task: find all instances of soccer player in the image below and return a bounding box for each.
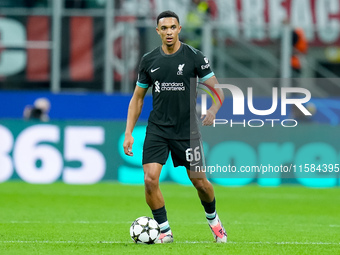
[123,10,227,243]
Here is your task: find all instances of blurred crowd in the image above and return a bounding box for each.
[0,0,47,7]
[23,97,51,122]
[0,0,214,11]
[0,0,105,8]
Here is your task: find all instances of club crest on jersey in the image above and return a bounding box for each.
[177,64,185,75]
[154,81,160,93]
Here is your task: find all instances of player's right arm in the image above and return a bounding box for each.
[123,85,148,156]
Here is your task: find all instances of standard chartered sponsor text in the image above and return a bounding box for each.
[161,82,185,91]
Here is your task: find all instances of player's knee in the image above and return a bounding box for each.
[144,172,159,192]
[191,178,208,193]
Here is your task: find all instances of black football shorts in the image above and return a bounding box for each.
[142,133,205,170]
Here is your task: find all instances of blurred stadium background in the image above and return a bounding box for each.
[0,0,340,187]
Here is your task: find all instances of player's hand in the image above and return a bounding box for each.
[201,110,215,126]
[123,134,134,156]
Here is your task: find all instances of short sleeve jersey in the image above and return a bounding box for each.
[137,43,214,140]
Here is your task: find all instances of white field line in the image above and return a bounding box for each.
[1,221,339,228]
[1,221,118,224]
[0,240,339,245]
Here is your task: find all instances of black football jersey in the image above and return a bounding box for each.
[137,43,214,140]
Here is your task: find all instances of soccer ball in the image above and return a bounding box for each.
[130,216,160,244]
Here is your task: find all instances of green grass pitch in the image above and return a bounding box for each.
[0,182,339,255]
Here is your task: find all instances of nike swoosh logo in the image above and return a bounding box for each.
[151,67,160,73]
[190,162,200,166]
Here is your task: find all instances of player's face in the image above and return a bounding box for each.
[156,17,181,47]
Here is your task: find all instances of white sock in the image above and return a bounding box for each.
[159,221,171,234]
[163,229,172,235]
[206,211,219,226]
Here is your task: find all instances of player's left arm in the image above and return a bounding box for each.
[201,75,224,126]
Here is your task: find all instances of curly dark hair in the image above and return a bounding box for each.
[156,10,180,25]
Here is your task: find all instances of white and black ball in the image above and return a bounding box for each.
[130,216,160,244]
